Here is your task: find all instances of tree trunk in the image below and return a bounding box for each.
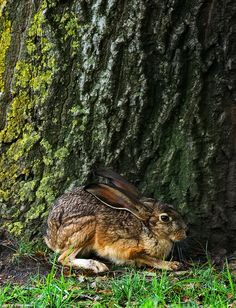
[0,0,235,251]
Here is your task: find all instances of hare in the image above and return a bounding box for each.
[44,169,187,273]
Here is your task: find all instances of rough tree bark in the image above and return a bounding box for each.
[0,0,235,251]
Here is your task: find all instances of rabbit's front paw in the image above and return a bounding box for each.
[168,261,183,271]
[89,260,109,273]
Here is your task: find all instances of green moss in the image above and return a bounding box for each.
[0,189,8,201]
[36,176,55,203]
[0,94,32,142]
[0,5,11,92]
[54,8,80,55]
[35,142,70,206]
[25,203,46,222]
[0,0,6,8]
[0,118,40,206]
[19,180,37,203]
[40,139,53,166]
[4,221,24,236]
[0,0,59,236]
[147,121,200,213]
[0,0,85,238]
[69,105,89,133]
[54,147,70,159]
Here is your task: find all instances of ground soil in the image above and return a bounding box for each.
[1,230,236,286]
[0,231,114,285]
[0,239,52,285]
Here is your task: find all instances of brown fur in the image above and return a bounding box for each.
[45,175,187,272]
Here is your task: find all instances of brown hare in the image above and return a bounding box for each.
[45,169,187,273]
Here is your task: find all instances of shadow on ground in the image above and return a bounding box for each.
[1,230,236,285]
[0,239,51,285]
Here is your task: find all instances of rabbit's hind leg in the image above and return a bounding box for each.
[58,248,109,273]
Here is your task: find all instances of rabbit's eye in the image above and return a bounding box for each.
[159,213,171,223]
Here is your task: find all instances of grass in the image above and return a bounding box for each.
[0,261,235,307]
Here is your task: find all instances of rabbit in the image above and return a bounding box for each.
[44,168,188,273]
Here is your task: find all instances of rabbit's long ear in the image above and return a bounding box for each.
[84,183,150,221]
[95,168,140,199]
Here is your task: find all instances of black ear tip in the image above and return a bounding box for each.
[84,183,97,191]
[83,184,90,191]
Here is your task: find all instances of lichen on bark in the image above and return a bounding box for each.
[0,1,11,93]
[0,0,235,251]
